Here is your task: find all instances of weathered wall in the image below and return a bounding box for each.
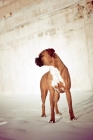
[0,0,93,94]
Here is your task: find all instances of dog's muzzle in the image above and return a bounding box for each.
[35,57,44,67]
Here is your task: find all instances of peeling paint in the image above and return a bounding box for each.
[45,28,56,36]
[38,32,43,37]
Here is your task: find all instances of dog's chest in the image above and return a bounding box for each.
[49,66,65,87]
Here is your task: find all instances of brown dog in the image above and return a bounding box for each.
[35,48,76,123]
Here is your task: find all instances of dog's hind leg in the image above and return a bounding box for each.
[65,90,77,120]
[40,72,48,117]
[41,88,48,117]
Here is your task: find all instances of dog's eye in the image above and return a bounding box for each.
[40,55,44,58]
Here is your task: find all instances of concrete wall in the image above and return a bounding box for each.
[0,0,93,94]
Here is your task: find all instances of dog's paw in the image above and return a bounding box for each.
[56,112,62,116]
[49,120,55,123]
[41,114,46,117]
[70,116,77,121]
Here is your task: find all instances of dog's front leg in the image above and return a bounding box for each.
[49,88,55,123]
[65,90,77,120]
[54,90,62,115]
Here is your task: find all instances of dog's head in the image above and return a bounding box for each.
[35,48,55,67]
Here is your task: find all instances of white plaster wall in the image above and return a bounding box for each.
[0,0,93,94]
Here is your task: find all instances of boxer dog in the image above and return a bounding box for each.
[35,48,76,123]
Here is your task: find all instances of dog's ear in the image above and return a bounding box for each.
[46,48,55,57]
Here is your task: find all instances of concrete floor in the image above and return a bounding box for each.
[0,91,93,140]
